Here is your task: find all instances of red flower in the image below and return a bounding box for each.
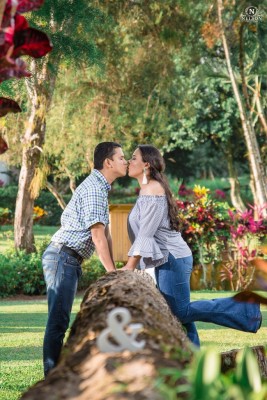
[0,97,21,117]
[0,136,8,154]
[214,189,226,199]
[0,1,52,83]
[0,0,52,122]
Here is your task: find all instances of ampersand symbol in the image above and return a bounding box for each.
[97,307,146,353]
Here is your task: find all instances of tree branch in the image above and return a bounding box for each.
[46,181,66,210]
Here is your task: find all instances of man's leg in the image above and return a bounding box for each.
[42,244,81,376]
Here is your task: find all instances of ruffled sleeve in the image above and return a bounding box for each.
[128,196,166,264]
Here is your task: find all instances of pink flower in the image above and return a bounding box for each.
[214,189,226,199]
[236,225,246,236]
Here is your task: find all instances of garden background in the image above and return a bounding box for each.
[0,1,267,399]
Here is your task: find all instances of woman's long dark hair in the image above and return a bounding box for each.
[138,145,179,231]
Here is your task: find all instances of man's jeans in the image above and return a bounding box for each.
[155,253,262,347]
[42,243,82,377]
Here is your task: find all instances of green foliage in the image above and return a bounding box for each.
[234,348,263,397]
[35,190,71,226]
[157,347,267,400]
[0,239,107,297]
[28,1,106,68]
[0,185,71,226]
[0,248,45,297]
[0,207,12,225]
[78,256,106,291]
[191,348,222,400]
[0,185,17,211]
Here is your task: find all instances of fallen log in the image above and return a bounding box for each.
[221,345,267,379]
[21,270,193,400]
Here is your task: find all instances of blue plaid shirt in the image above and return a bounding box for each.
[51,169,111,259]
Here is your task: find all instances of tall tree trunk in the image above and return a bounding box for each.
[14,56,59,251]
[21,271,193,400]
[225,145,246,212]
[217,0,267,217]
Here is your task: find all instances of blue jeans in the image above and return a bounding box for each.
[155,253,262,347]
[42,243,82,376]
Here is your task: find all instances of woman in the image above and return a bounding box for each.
[122,145,262,346]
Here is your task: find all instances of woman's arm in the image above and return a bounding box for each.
[121,255,141,270]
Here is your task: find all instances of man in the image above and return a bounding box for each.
[42,142,128,377]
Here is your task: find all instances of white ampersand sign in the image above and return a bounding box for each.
[97,307,146,353]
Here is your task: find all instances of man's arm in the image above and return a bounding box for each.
[91,223,116,272]
[105,225,114,262]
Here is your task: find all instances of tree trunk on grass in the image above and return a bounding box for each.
[21,271,193,400]
[14,56,59,252]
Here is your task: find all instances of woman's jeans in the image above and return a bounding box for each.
[155,253,261,347]
[42,243,82,377]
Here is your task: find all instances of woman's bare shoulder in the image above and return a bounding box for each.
[141,180,165,195]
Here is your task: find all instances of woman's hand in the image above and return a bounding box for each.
[121,263,135,271]
[121,256,140,271]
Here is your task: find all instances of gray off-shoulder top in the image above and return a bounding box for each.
[127,195,192,269]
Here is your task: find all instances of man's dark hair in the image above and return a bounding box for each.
[94,142,121,170]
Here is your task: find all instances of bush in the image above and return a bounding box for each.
[78,256,106,290]
[0,207,12,224]
[0,249,45,297]
[0,185,17,212]
[0,242,107,297]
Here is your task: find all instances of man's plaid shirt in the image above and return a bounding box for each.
[51,169,111,259]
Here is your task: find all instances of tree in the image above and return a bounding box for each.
[31,0,194,205]
[217,0,267,214]
[161,0,267,212]
[14,1,105,251]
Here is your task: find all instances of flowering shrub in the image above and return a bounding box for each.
[33,206,47,223]
[177,184,267,290]
[177,185,230,286]
[214,189,226,200]
[220,204,267,290]
[0,207,12,224]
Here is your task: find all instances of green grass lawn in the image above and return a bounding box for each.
[0,292,266,400]
[0,225,58,253]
